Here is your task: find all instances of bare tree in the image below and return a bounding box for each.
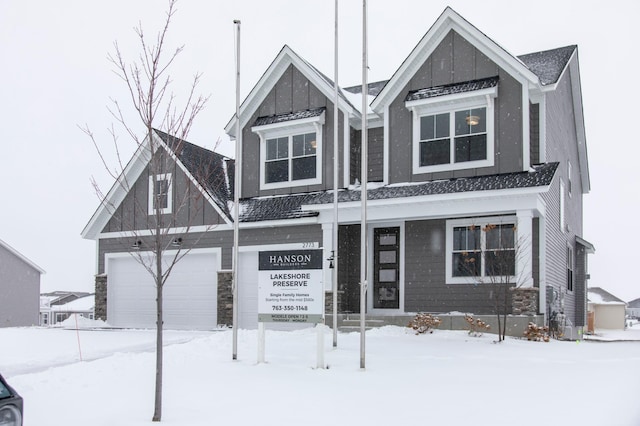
[81,1,214,421]
[457,221,529,342]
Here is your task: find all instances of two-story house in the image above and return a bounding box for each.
[82,8,593,337]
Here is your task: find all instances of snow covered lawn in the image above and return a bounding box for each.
[2,325,639,425]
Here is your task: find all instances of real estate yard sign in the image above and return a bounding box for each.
[258,249,324,323]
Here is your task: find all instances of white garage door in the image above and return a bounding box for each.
[107,250,219,330]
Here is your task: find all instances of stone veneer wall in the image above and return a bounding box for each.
[94,274,108,321]
[511,287,539,315]
[217,271,233,327]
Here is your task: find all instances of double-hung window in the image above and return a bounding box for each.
[406,77,497,174]
[446,217,516,284]
[253,108,324,190]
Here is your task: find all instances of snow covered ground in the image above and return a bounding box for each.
[2,322,640,425]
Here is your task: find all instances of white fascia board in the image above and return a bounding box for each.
[306,187,548,224]
[371,7,540,115]
[404,86,497,110]
[225,45,357,138]
[81,137,153,240]
[154,132,233,226]
[238,217,319,229]
[0,238,46,274]
[97,223,233,240]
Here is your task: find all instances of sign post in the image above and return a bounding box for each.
[257,249,325,367]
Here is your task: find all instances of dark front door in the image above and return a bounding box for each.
[373,227,400,309]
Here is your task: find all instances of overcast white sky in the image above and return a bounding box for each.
[1,0,638,301]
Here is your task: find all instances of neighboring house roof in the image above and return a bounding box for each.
[240,162,557,222]
[82,129,234,240]
[518,45,576,86]
[0,237,45,274]
[41,291,91,306]
[588,287,627,305]
[50,294,95,312]
[627,298,640,309]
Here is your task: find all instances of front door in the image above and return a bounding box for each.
[373,227,400,309]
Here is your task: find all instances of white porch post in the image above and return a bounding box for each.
[516,210,534,288]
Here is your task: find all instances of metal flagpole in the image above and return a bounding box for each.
[359,0,368,370]
[332,0,339,348]
[232,19,241,361]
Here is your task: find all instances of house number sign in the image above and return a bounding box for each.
[258,249,323,323]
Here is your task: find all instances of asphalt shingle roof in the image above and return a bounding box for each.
[155,129,234,220]
[240,162,558,222]
[406,76,499,102]
[518,45,576,86]
[254,107,326,127]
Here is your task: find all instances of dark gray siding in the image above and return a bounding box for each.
[574,243,588,327]
[102,153,225,234]
[350,126,384,183]
[98,224,323,274]
[0,244,40,327]
[530,103,540,164]
[404,219,503,314]
[241,64,346,198]
[387,29,525,184]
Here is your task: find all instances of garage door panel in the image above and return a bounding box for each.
[107,251,218,330]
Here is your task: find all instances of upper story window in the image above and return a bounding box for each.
[406,77,498,174]
[446,216,516,284]
[148,173,172,215]
[252,108,325,190]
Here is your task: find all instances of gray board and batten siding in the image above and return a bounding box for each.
[102,154,226,235]
[240,64,347,198]
[387,30,525,184]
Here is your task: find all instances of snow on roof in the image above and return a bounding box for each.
[588,287,626,305]
[50,295,95,312]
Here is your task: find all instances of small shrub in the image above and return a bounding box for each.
[408,313,442,334]
[465,314,490,337]
[523,322,549,342]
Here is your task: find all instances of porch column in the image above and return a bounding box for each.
[516,210,534,288]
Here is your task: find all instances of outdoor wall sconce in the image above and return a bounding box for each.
[132,240,142,250]
[172,237,183,247]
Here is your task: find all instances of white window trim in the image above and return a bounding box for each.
[445,216,517,285]
[252,112,324,191]
[148,173,172,215]
[407,87,497,175]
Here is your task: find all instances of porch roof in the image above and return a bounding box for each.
[239,162,557,222]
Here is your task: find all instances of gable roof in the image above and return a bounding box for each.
[82,129,233,240]
[225,45,357,138]
[0,237,45,274]
[240,162,557,222]
[588,287,626,305]
[370,7,541,114]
